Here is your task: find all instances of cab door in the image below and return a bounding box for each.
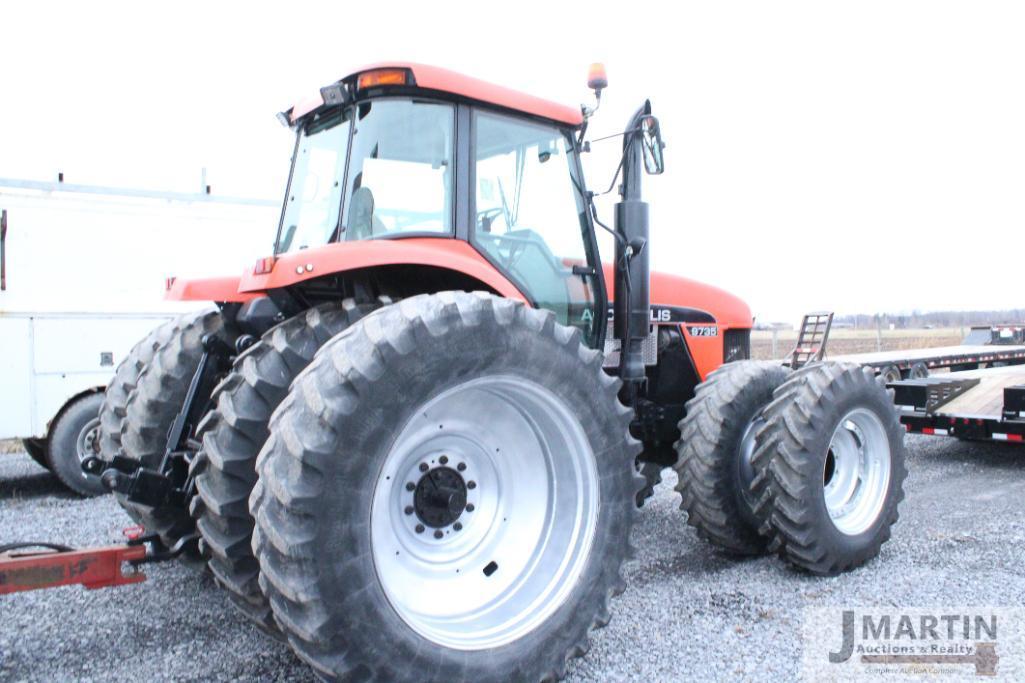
[470,110,604,347]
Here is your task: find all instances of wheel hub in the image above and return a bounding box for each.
[412,465,468,529]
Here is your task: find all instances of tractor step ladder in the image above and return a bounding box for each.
[789,311,834,369]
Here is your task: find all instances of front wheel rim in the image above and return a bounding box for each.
[822,408,891,535]
[371,375,599,651]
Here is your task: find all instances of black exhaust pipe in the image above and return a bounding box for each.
[614,101,652,385]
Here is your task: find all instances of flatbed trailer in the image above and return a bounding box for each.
[890,365,1025,443]
[830,344,1025,377]
[786,314,1025,382]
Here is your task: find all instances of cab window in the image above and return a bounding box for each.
[473,111,600,342]
[341,99,455,240]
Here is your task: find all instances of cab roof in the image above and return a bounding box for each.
[289,62,584,128]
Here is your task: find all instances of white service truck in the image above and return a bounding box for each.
[0,178,276,494]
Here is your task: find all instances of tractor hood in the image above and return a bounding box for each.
[601,264,752,330]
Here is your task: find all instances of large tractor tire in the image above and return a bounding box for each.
[673,361,789,555]
[750,362,907,575]
[190,299,384,634]
[46,392,107,496]
[251,292,641,682]
[118,309,234,549]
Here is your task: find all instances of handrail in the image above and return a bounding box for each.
[0,177,276,207]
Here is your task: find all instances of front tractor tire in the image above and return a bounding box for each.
[190,299,385,634]
[250,292,641,682]
[750,362,907,575]
[117,309,235,549]
[673,361,790,555]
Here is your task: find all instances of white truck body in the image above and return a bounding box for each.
[0,178,277,441]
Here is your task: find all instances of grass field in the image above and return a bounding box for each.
[751,326,965,360]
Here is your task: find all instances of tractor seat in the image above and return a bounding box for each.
[347,186,386,240]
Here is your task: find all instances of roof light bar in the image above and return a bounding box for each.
[356,68,413,90]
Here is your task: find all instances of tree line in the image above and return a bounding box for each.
[835,310,1025,329]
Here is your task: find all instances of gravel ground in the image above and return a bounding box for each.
[2,435,1024,681]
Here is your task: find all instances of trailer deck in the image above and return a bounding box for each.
[891,364,1025,443]
[830,344,1025,374]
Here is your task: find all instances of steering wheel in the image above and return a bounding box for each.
[490,230,562,274]
[476,207,506,233]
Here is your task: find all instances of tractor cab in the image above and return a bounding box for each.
[271,64,606,346]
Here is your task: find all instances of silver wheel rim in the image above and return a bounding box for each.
[76,418,102,464]
[736,416,763,510]
[371,375,599,650]
[823,408,891,535]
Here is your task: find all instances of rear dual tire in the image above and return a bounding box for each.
[250,292,641,682]
[673,361,790,555]
[675,360,905,575]
[749,362,907,575]
[190,299,384,634]
[101,309,234,550]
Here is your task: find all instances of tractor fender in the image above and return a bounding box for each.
[165,275,260,303]
[237,238,527,301]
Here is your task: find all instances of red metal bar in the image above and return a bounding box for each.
[0,544,147,595]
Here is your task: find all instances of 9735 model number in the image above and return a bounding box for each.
[687,325,719,337]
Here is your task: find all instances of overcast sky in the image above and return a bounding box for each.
[2,1,1022,322]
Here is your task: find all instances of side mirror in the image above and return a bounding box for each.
[640,115,665,175]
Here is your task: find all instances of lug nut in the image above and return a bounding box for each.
[453,522,462,531]
[434,530,444,539]
[439,455,449,465]
[415,524,425,534]
[467,481,476,490]
[465,503,475,512]
[419,463,429,473]
[406,482,415,492]
[404,505,414,515]
[457,462,466,472]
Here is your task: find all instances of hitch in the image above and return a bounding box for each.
[82,454,186,510]
[80,330,234,510]
[0,527,195,596]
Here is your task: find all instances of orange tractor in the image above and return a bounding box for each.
[69,63,904,680]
